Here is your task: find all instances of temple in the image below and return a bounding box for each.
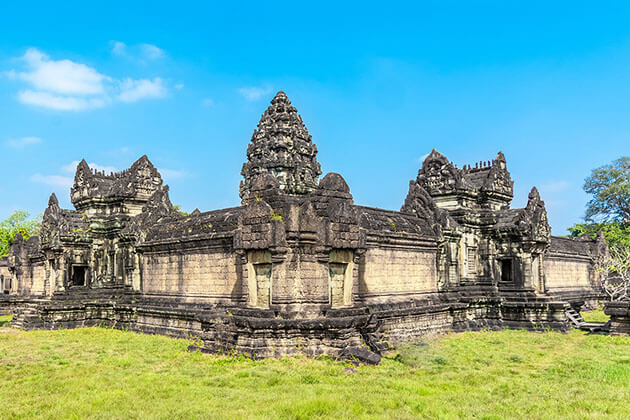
[0,91,607,361]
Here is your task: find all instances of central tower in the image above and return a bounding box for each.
[240,91,322,202]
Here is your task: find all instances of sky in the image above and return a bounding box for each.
[1,1,629,234]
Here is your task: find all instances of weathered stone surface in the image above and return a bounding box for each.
[605,301,630,336]
[339,346,382,365]
[240,91,322,202]
[2,91,606,361]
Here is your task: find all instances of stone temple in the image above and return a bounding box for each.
[0,91,607,361]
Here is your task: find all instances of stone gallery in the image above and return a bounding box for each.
[0,92,607,360]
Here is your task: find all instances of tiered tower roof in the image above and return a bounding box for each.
[240,91,322,202]
[70,155,163,212]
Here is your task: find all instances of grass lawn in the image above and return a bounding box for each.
[0,314,12,327]
[1,326,629,419]
[582,307,611,323]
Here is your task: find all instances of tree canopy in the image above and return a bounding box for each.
[568,157,630,251]
[0,210,41,257]
[568,222,630,249]
[584,156,630,223]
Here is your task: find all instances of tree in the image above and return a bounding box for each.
[569,157,630,301]
[597,244,630,301]
[584,156,630,223]
[0,211,41,257]
[568,157,630,249]
[568,222,630,249]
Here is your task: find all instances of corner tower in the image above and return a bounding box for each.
[240,91,322,202]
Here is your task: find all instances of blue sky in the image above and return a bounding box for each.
[1,1,629,234]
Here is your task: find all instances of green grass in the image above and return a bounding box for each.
[0,314,12,327]
[1,327,629,419]
[582,307,610,323]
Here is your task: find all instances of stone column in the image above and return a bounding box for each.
[521,252,533,289]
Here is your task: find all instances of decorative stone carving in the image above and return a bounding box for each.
[481,152,514,199]
[71,155,163,211]
[401,181,452,237]
[40,193,62,249]
[1,90,607,362]
[517,187,551,243]
[123,186,180,243]
[416,149,466,195]
[240,91,322,202]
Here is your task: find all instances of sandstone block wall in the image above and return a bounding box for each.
[30,263,46,296]
[265,254,330,305]
[0,260,10,293]
[360,248,437,300]
[141,250,240,301]
[544,256,592,291]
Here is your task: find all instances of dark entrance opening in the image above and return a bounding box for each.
[71,266,87,286]
[500,259,513,283]
[2,275,9,294]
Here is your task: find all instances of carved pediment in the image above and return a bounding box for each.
[481,152,514,197]
[401,181,455,237]
[123,186,180,242]
[516,187,551,243]
[417,149,467,195]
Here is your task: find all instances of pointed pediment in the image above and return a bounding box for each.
[48,193,59,208]
[74,159,92,182]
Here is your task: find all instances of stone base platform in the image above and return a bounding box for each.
[605,301,630,336]
[2,289,571,363]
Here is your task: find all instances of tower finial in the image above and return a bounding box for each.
[271,91,290,105]
[48,192,59,207]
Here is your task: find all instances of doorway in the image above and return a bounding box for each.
[500,259,513,284]
[71,266,87,287]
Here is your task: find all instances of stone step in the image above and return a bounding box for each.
[10,305,41,330]
[565,307,585,328]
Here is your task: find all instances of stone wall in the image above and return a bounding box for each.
[360,247,437,301]
[0,258,10,294]
[29,262,46,296]
[605,301,630,336]
[141,248,241,302]
[544,257,591,290]
[544,236,603,305]
[260,253,331,306]
[2,91,608,361]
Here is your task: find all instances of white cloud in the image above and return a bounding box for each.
[202,97,214,106]
[238,86,273,101]
[118,77,167,102]
[6,48,170,111]
[30,173,73,189]
[17,48,109,95]
[159,168,188,180]
[6,136,42,148]
[31,160,118,193]
[2,69,17,79]
[141,44,165,60]
[111,41,165,60]
[111,41,127,56]
[18,90,108,111]
[539,181,570,195]
[417,153,430,164]
[61,160,117,174]
[175,83,184,90]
